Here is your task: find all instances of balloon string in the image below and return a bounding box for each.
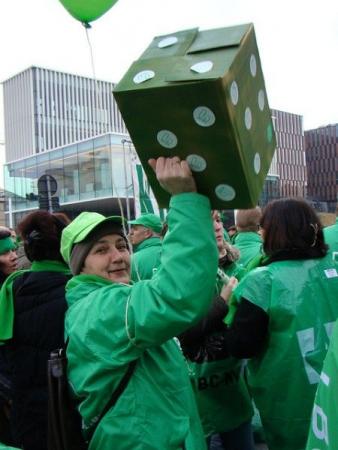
[84,27,106,134]
[85,28,126,229]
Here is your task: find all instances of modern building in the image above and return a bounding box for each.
[3,132,158,226]
[2,67,151,226]
[2,67,311,225]
[259,109,307,205]
[271,109,307,198]
[305,124,337,212]
[2,66,127,162]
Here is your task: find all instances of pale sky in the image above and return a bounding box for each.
[0,0,338,185]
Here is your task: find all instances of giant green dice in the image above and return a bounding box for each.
[113,23,276,208]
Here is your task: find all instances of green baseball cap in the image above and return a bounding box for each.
[61,212,125,264]
[128,214,162,233]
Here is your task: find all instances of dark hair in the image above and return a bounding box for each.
[0,228,11,240]
[261,198,327,259]
[17,211,70,262]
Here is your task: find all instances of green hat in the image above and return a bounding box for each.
[128,214,162,233]
[61,212,124,265]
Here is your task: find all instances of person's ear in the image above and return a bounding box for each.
[144,228,153,238]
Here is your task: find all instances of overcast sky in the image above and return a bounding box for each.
[0,0,337,185]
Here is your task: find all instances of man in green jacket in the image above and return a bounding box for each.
[60,156,218,450]
[128,213,162,281]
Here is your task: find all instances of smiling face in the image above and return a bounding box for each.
[81,234,131,284]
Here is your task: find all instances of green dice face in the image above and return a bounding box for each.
[114,24,276,209]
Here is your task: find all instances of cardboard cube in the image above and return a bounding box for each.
[113,23,276,209]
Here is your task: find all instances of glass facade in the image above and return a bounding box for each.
[4,133,135,225]
[259,175,281,206]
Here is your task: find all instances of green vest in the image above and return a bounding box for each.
[234,255,338,450]
[189,358,253,436]
[189,265,252,437]
[306,319,338,450]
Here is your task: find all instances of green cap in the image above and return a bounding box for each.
[128,214,162,233]
[61,212,124,264]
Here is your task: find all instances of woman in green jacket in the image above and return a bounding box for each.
[60,157,218,450]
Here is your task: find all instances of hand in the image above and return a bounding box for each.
[220,276,238,304]
[148,157,196,196]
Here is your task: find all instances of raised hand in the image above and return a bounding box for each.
[148,157,197,196]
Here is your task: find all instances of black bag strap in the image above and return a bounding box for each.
[86,358,137,441]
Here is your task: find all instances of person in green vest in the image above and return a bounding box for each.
[60,156,218,450]
[233,207,263,268]
[306,319,338,450]
[220,198,338,450]
[128,213,162,281]
[323,204,338,258]
[179,210,253,450]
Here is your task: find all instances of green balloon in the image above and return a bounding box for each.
[59,0,118,25]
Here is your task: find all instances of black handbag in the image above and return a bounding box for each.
[47,346,136,450]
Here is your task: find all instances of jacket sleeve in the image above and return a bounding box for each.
[225,298,269,358]
[125,193,218,347]
[179,296,228,350]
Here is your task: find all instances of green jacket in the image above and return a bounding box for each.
[65,193,218,450]
[324,218,338,258]
[131,236,162,281]
[233,232,263,267]
[234,255,338,450]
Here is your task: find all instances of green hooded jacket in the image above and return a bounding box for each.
[234,255,338,450]
[131,236,162,281]
[65,193,218,450]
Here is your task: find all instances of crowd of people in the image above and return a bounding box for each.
[0,156,337,450]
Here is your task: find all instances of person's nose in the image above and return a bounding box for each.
[109,248,123,264]
[214,222,221,232]
[10,251,18,261]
